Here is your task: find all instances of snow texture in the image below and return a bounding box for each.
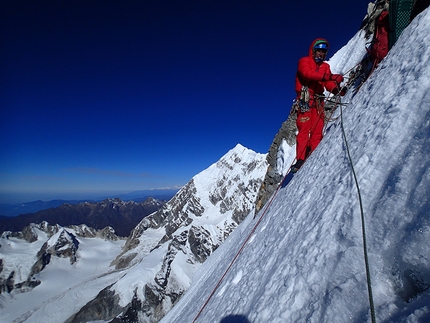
[0,227,125,323]
[161,7,430,323]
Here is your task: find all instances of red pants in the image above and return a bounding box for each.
[296,106,324,161]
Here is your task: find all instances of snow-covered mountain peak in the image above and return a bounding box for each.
[60,144,268,322]
[195,143,265,183]
[192,143,267,222]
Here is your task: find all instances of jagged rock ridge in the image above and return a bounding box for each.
[67,144,268,323]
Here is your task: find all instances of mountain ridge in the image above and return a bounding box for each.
[0,188,178,217]
[0,197,166,237]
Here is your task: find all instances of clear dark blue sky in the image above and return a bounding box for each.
[0,0,370,202]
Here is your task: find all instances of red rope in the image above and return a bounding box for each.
[192,163,286,323]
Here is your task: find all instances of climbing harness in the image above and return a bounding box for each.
[295,86,310,112]
[340,103,376,323]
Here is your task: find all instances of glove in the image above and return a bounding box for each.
[330,74,344,84]
[340,86,348,96]
[331,86,348,96]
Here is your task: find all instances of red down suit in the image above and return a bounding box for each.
[295,38,339,161]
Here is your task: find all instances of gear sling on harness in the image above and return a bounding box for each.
[295,86,310,112]
[294,85,325,113]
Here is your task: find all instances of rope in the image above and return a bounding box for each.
[342,61,363,78]
[339,103,376,323]
[322,62,364,125]
[323,95,342,125]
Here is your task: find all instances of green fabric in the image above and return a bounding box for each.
[389,0,416,48]
[313,40,328,48]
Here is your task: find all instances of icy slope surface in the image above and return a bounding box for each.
[161,8,430,323]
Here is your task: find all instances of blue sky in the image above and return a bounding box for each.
[0,0,370,203]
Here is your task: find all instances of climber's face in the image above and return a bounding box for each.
[314,49,327,63]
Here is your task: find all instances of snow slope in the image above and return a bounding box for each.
[161,7,430,323]
[0,226,125,323]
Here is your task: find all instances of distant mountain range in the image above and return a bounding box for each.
[0,197,167,237]
[0,189,178,217]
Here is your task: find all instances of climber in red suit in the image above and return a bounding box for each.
[291,38,344,173]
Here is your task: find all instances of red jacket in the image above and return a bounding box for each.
[295,38,338,99]
[370,10,389,66]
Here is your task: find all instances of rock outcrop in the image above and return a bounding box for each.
[255,115,297,214]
